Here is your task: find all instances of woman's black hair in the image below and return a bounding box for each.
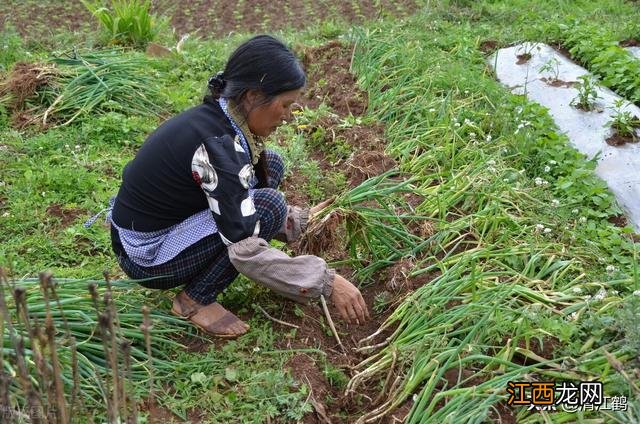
[206,34,306,107]
[206,35,305,189]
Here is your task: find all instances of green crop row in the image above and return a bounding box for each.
[347,10,639,423]
[561,22,640,104]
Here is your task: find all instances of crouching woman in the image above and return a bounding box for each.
[108,35,369,338]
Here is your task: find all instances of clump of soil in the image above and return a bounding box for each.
[608,214,628,228]
[45,203,87,228]
[479,39,499,54]
[300,41,368,116]
[345,150,396,186]
[606,129,639,146]
[516,53,532,64]
[540,77,574,88]
[0,62,58,128]
[620,38,640,47]
[0,63,56,105]
[298,209,350,259]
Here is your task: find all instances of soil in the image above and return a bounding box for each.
[299,41,368,117]
[550,43,573,59]
[608,214,628,228]
[619,38,640,47]
[516,53,532,65]
[0,1,421,42]
[346,151,396,187]
[540,77,574,88]
[606,128,639,146]
[271,262,416,424]
[45,203,87,228]
[479,39,499,54]
[278,40,397,213]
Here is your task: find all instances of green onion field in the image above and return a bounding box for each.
[0,0,639,422]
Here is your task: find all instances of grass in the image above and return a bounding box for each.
[1,0,640,422]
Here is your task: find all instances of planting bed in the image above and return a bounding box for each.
[491,42,640,230]
[0,0,420,42]
[270,41,414,423]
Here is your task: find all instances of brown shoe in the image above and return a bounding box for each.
[171,291,249,339]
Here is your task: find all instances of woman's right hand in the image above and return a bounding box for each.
[330,274,370,324]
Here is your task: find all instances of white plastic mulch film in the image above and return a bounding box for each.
[490,43,640,231]
[627,46,640,59]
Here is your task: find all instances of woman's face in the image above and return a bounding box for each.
[244,88,302,137]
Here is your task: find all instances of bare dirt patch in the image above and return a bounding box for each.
[606,129,639,146]
[540,77,574,88]
[273,262,426,423]
[608,214,628,228]
[346,151,396,186]
[516,53,531,64]
[620,38,640,47]
[479,39,499,54]
[300,41,368,116]
[1,0,421,42]
[280,40,397,212]
[46,203,87,228]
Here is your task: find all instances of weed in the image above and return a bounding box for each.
[605,99,639,140]
[81,0,160,48]
[570,74,600,111]
[538,56,560,81]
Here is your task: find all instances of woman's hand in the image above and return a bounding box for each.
[330,274,370,324]
[309,197,335,220]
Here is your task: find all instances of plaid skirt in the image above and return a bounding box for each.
[112,149,286,305]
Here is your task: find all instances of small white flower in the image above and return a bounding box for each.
[488,166,496,173]
[454,122,461,128]
[469,132,476,139]
[571,209,579,215]
[464,90,470,94]
[503,178,510,182]
[534,224,545,232]
[593,288,607,301]
[584,295,592,300]
[487,160,496,166]
[544,165,551,173]
[486,134,492,142]
[534,177,545,186]
[429,108,436,113]
[41,192,46,197]
[569,312,578,321]
[75,145,81,150]
[0,181,5,187]
[464,118,473,126]
[611,290,619,296]
[542,180,549,186]
[572,287,582,294]
[549,160,557,165]
[1,212,9,218]
[578,216,587,223]
[65,144,70,149]
[551,199,560,207]
[633,290,640,296]
[543,227,552,234]
[606,265,616,273]
[252,347,261,353]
